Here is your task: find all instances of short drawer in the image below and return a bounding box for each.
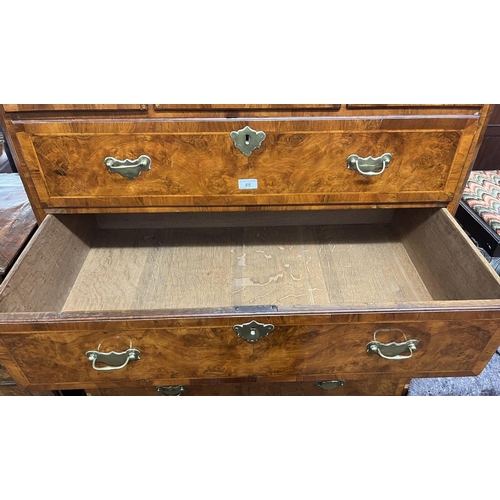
[3,105,147,112]
[14,116,478,209]
[1,207,500,391]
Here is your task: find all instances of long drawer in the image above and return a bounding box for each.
[90,379,410,396]
[1,207,500,391]
[1,316,498,390]
[13,116,479,209]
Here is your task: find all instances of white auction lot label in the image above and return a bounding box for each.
[238,179,258,190]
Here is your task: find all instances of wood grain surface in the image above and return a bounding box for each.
[394,208,500,300]
[94,378,409,396]
[1,317,498,389]
[0,105,497,395]
[2,208,500,317]
[0,113,46,222]
[154,104,342,110]
[1,208,500,390]
[446,105,494,214]
[3,104,482,119]
[0,360,52,395]
[0,105,489,220]
[2,105,147,112]
[60,223,432,312]
[0,215,96,313]
[14,117,475,210]
[0,360,15,384]
[95,209,396,229]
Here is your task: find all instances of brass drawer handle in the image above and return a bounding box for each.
[233,320,274,343]
[85,348,140,371]
[230,125,266,157]
[315,380,346,391]
[104,155,151,180]
[157,385,186,396]
[347,153,392,177]
[366,328,419,360]
[366,339,419,360]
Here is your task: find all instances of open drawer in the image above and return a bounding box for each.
[1,208,500,390]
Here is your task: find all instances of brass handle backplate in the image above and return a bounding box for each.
[105,155,151,180]
[157,385,186,396]
[315,380,346,391]
[347,153,392,177]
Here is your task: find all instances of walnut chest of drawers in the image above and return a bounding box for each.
[1,104,499,396]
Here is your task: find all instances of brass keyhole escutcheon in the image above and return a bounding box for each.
[230,126,266,157]
[233,320,275,343]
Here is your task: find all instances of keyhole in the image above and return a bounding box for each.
[250,328,256,336]
[245,134,250,145]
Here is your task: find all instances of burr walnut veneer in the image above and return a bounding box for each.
[1,104,499,396]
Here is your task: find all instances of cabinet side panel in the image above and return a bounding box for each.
[447,104,494,214]
[0,215,96,313]
[0,112,46,222]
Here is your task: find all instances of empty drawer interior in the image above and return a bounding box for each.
[1,208,500,315]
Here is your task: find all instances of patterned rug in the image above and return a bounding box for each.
[408,349,500,396]
[462,170,500,234]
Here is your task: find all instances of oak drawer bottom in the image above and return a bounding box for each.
[3,208,500,314]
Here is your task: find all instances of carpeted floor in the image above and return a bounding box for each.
[408,244,500,396]
[408,348,500,395]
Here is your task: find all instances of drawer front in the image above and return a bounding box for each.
[3,105,147,112]
[0,360,15,385]
[2,316,498,390]
[153,104,342,111]
[0,361,51,395]
[92,379,409,396]
[16,117,477,209]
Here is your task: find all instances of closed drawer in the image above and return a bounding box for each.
[15,115,478,209]
[91,379,409,396]
[1,317,498,390]
[3,105,147,112]
[153,104,342,111]
[0,361,51,395]
[1,207,500,391]
[0,360,16,386]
